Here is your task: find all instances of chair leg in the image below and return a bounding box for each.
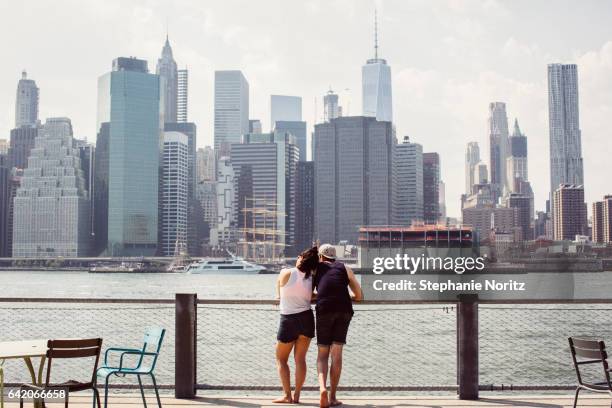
[573,387,580,408]
[93,387,101,408]
[137,375,148,408]
[150,374,162,408]
[103,376,110,408]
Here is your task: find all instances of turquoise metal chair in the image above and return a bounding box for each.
[96,328,165,408]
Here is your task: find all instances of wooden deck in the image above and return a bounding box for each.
[4,393,611,407]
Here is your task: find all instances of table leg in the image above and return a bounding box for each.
[23,357,45,408]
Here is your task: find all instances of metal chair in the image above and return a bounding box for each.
[97,328,165,408]
[19,338,103,408]
[568,337,612,408]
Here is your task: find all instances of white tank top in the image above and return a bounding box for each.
[279,267,312,315]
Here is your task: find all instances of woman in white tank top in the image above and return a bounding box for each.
[273,246,318,404]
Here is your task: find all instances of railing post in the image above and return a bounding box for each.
[457,294,478,400]
[175,293,197,399]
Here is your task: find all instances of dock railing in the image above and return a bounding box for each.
[2,295,612,400]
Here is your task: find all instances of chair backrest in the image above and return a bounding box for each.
[568,337,611,390]
[45,338,103,386]
[140,328,165,370]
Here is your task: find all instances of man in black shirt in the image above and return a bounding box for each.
[314,244,362,407]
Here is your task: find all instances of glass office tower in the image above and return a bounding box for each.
[97,57,162,256]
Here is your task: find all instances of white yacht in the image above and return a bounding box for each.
[186,257,266,274]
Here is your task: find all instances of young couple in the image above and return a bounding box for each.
[274,244,363,407]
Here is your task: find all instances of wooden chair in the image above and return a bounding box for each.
[19,338,103,408]
[568,337,612,408]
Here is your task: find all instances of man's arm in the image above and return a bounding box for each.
[346,266,363,301]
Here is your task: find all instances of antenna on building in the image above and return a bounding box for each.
[374,8,378,60]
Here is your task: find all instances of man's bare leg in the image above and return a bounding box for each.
[274,341,294,403]
[317,345,330,407]
[293,335,311,403]
[329,343,344,406]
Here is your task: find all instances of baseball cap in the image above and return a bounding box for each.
[318,244,337,260]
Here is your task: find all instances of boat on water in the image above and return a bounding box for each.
[186,257,266,274]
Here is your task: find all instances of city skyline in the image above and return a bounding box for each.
[1,1,612,217]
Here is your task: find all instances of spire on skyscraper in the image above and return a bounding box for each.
[513,118,522,137]
[374,8,378,60]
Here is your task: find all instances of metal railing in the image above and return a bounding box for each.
[2,295,612,399]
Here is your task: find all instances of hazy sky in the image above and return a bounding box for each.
[1,0,612,218]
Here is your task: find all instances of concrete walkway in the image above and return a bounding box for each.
[3,393,610,407]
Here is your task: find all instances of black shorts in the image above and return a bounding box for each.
[316,311,353,346]
[277,309,315,343]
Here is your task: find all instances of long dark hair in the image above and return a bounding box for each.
[297,246,319,279]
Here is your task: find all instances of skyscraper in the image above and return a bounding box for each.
[161,131,189,256]
[362,11,392,122]
[548,64,584,206]
[270,95,307,161]
[323,89,342,122]
[392,136,423,225]
[156,36,178,123]
[8,126,38,169]
[177,69,188,122]
[270,95,302,126]
[164,122,199,255]
[314,116,395,244]
[423,152,441,224]
[164,122,197,199]
[93,123,109,255]
[0,155,11,257]
[552,184,587,241]
[214,71,249,157]
[506,119,528,193]
[230,131,299,257]
[503,193,533,241]
[196,146,216,182]
[211,157,235,247]
[15,71,39,128]
[295,161,315,255]
[465,142,480,195]
[488,102,509,200]
[12,118,91,257]
[196,180,218,230]
[98,57,161,256]
[274,121,307,162]
[591,195,612,244]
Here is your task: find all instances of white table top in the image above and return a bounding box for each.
[0,339,47,359]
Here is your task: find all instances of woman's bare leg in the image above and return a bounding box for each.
[292,335,311,403]
[274,341,295,403]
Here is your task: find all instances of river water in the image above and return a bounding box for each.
[1,270,611,391]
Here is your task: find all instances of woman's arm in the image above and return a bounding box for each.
[276,269,292,300]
